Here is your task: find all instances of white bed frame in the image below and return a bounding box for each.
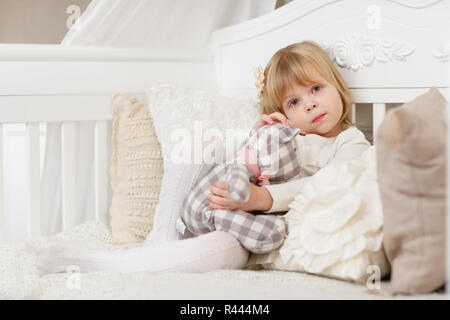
[0,0,449,285]
[0,44,216,240]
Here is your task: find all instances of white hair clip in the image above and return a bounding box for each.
[252,66,265,102]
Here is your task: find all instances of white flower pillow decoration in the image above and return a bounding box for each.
[248,146,390,283]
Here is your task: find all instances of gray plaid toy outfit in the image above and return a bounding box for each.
[177,122,301,254]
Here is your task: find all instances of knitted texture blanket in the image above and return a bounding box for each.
[0,220,445,299]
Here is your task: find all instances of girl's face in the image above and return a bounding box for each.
[281,70,343,138]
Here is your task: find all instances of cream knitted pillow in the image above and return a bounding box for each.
[109,94,164,244]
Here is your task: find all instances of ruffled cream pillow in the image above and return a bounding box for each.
[247,146,390,283]
[109,94,164,244]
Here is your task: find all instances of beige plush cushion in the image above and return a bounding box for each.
[375,87,447,295]
[109,94,164,244]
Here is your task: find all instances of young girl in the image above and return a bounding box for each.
[36,40,370,276]
[209,41,371,215]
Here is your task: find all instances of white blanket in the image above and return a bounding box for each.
[0,219,445,299]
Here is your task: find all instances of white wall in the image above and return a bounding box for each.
[0,0,91,44]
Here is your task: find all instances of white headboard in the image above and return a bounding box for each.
[208,0,450,103]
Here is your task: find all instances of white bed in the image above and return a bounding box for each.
[0,0,449,299]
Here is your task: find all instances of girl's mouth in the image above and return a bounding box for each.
[313,113,326,123]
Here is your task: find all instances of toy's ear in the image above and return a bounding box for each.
[279,125,300,142]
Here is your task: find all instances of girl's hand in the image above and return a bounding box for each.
[208,180,273,212]
[250,112,294,136]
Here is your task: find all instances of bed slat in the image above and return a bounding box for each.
[372,103,386,144]
[351,103,356,124]
[94,120,109,225]
[61,122,77,232]
[26,123,41,238]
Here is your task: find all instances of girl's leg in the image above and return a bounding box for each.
[36,231,249,276]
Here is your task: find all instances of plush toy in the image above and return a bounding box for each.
[177,122,301,254]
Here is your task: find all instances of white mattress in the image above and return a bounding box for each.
[0,220,446,300]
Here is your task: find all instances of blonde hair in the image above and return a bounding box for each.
[259,40,354,130]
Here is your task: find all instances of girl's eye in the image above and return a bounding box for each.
[287,86,321,108]
[289,99,298,108]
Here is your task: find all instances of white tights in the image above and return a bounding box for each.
[36,231,250,276]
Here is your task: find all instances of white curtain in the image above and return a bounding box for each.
[41,0,277,236]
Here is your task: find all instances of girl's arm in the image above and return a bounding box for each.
[208,176,312,213]
[211,142,371,213]
[260,137,371,213]
[208,181,274,212]
[260,176,313,213]
[240,183,274,212]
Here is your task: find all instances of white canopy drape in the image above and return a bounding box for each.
[40,0,277,235]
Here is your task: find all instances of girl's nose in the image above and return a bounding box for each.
[305,101,317,111]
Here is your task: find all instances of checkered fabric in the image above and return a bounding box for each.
[213,209,287,253]
[225,163,253,203]
[178,123,301,254]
